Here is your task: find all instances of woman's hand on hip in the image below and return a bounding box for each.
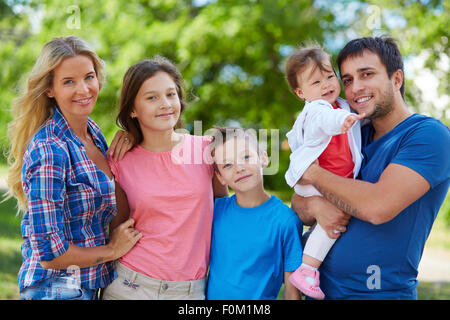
[108,218,142,260]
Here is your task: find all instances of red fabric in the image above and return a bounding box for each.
[317,104,354,178]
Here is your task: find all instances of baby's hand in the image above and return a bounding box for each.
[341,113,365,133]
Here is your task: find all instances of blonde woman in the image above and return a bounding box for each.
[6,36,141,300]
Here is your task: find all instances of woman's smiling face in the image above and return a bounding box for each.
[295,60,341,105]
[46,54,100,121]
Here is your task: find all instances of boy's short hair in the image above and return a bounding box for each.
[285,42,334,93]
[336,36,405,98]
[210,127,261,171]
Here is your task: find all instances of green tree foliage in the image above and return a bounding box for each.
[339,0,449,123]
[0,0,337,191]
[0,0,448,195]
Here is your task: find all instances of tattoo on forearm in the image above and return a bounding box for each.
[95,257,104,264]
[315,185,359,218]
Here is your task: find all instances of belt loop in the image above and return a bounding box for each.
[188,281,193,295]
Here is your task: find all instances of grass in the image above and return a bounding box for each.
[0,195,22,300]
[277,280,450,300]
[0,186,449,300]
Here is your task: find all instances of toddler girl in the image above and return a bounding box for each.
[284,44,365,299]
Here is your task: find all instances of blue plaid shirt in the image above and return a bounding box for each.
[18,106,117,291]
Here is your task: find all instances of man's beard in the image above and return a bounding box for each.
[367,84,395,120]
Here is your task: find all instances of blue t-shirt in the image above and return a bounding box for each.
[320,114,450,299]
[206,195,303,300]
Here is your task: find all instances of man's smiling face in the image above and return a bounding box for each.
[340,50,397,120]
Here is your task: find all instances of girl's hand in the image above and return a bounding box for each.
[341,113,365,133]
[108,218,142,260]
[107,130,133,161]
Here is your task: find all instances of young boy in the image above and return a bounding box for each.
[206,127,303,300]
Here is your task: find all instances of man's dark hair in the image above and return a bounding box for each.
[337,36,405,98]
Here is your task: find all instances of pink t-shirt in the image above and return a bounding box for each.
[109,134,214,281]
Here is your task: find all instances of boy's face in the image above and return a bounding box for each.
[294,60,341,105]
[213,136,268,194]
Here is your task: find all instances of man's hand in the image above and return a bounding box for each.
[291,193,351,239]
[313,196,351,238]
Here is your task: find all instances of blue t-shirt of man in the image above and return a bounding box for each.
[206,195,303,300]
[319,114,450,299]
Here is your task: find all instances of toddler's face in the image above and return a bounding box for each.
[295,61,341,105]
[213,137,267,193]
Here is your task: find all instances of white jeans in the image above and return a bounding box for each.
[102,261,206,300]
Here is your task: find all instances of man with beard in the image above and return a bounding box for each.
[290,36,450,299]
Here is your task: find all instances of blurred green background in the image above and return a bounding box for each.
[0,0,449,299]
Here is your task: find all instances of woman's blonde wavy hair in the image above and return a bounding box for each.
[5,36,105,212]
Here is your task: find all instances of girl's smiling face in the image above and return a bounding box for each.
[131,71,181,133]
[295,60,341,105]
[46,54,100,121]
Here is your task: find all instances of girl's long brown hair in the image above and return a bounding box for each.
[116,56,187,148]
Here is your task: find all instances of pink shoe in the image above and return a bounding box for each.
[289,266,325,300]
